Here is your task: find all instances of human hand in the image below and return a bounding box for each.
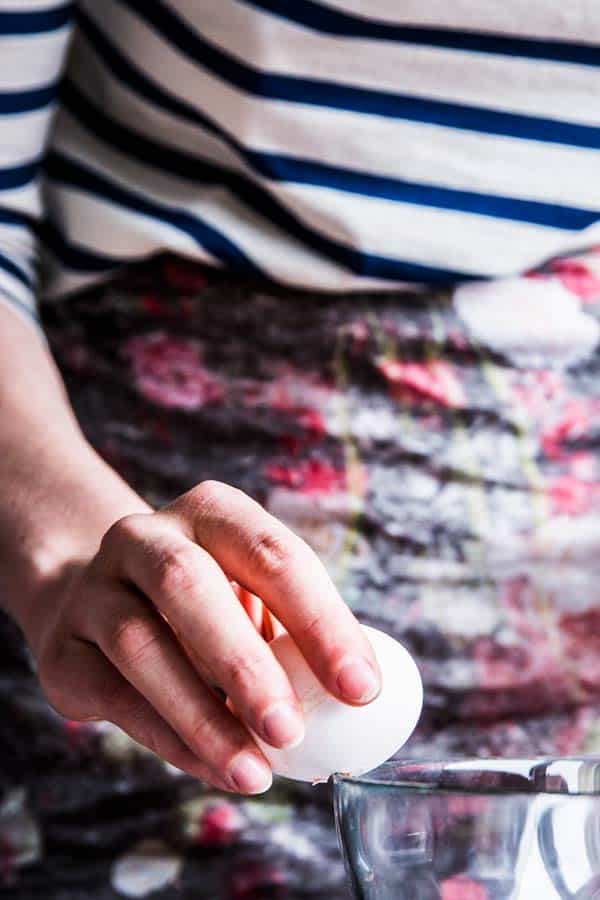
[31,481,380,794]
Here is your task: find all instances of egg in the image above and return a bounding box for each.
[252,624,423,782]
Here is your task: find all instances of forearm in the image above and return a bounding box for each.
[0,307,150,641]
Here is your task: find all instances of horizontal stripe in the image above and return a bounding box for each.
[58,105,556,289]
[0,160,40,191]
[0,108,58,171]
[0,4,72,35]
[0,207,34,230]
[322,0,599,43]
[115,0,600,150]
[50,110,418,290]
[56,95,492,282]
[181,2,600,128]
[43,184,219,272]
[0,28,74,92]
[44,151,265,277]
[73,11,600,213]
[243,0,600,67]
[61,78,600,235]
[0,84,58,114]
[0,249,31,287]
[40,218,123,272]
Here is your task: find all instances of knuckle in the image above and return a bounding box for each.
[223,651,267,697]
[153,544,197,597]
[247,530,297,581]
[110,616,163,670]
[101,513,147,554]
[190,479,232,510]
[186,706,224,751]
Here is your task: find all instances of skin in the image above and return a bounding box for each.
[0,304,381,795]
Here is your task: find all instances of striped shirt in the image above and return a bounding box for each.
[1,1,600,327]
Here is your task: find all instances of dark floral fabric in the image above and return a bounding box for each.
[3,249,600,897]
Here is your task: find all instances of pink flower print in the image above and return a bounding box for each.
[266,458,346,493]
[553,707,598,755]
[123,332,224,410]
[511,369,564,423]
[441,876,488,900]
[196,802,243,847]
[560,609,600,696]
[541,400,590,461]
[378,359,465,408]
[548,475,594,516]
[550,258,600,303]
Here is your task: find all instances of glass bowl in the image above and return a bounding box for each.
[333,758,600,900]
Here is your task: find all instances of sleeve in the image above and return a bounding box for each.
[0,2,74,331]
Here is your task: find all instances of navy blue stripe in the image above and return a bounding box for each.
[78,10,600,227]
[243,0,600,67]
[115,0,600,151]
[0,249,31,288]
[0,207,35,229]
[0,160,40,190]
[0,4,72,35]
[0,287,39,324]
[39,219,123,273]
[0,84,58,114]
[60,83,487,284]
[62,79,600,237]
[44,152,265,277]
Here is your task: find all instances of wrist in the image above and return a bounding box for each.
[0,442,151,651]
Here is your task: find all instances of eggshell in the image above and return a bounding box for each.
[252,625,423,782]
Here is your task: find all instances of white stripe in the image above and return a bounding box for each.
[0,221,35,276]
[68,35,600,214]
[49,112,412,289]
[278,182,600,276]
[0,109,56,167]
[0,266,36,311]
[0,182,42,217]
[68,34,243,173]
[0,1,69,10]
[48,183,219,264]
[321,0,600,43]
[52,106,600,281]
[177,1,600,126]
[0,28,72,91]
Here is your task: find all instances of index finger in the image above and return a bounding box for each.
[166,481,381,706]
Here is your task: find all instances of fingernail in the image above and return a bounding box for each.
[229,753,273,794]
[263,702,305,749]
[336,656,380,703]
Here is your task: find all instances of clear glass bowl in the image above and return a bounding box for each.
[333,758,600,900]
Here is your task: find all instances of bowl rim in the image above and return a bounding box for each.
[331,756,600,796]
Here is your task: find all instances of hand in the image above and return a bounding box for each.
[32,481,381,794]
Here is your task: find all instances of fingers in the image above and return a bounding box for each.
[40,637,225,785]
[167,482,381,706]
[98,517,305,752]
[79,581,273,794]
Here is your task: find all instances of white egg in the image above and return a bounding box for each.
[253,624,423,782]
